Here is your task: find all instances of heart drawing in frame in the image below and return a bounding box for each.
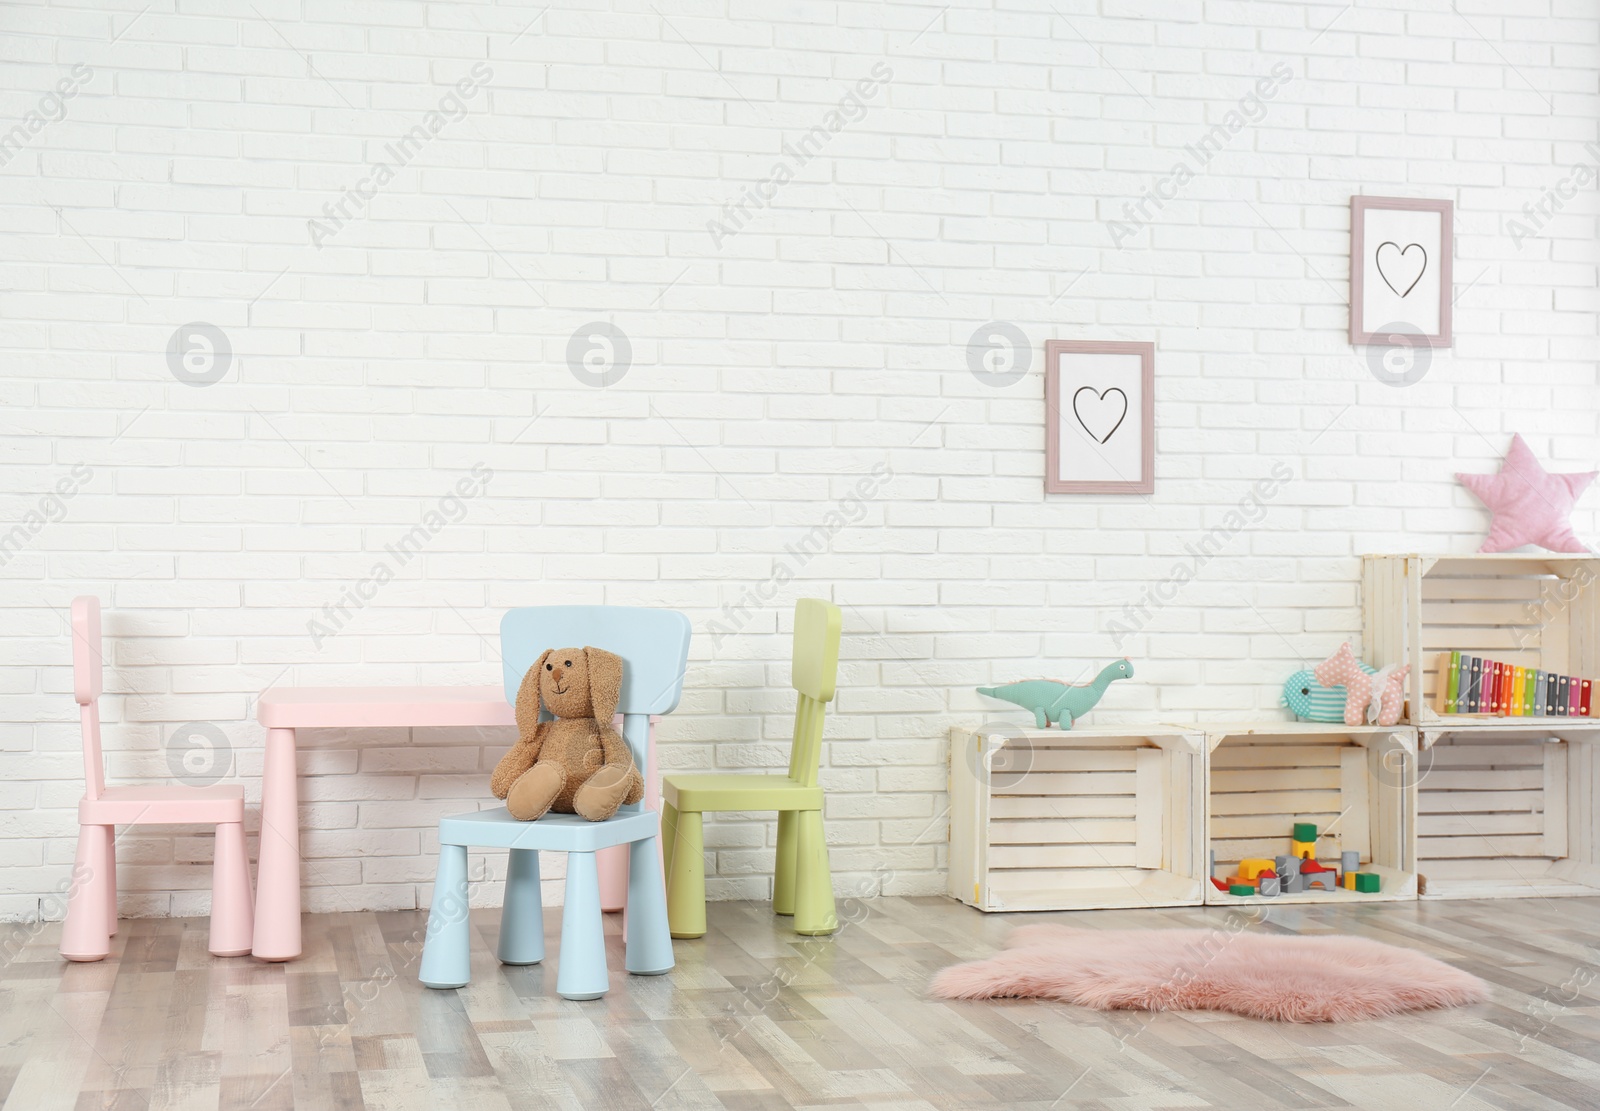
[1072,386,1128,444]
[1374,241,1427,298]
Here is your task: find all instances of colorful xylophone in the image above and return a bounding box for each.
[1436,651,1593,717]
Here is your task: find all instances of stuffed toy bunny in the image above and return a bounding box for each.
[490,646,644,822]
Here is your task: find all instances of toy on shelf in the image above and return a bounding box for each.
[1301,860,1339,892]
[976,659,1134,730]
[1220,819,1389,898]
[1314,643,1407,727]
[1238,858,1275,881]
[1291,821,1318,860]
[1433,649,1594,718]
[1282,667,1363,723]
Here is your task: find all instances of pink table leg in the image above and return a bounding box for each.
[599,846,627,911]
[253,726,301,960]
[599,721,662,912]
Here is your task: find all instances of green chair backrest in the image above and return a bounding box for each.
[787,599,842,789]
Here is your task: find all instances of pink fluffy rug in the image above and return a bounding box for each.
[930,924,1487,1023]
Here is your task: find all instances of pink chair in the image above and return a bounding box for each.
[59,597,254,962]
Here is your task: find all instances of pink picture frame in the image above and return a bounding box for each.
[1044,339,1155,495]
[1349,195,1453,347]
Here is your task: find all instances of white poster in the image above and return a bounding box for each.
[1351,197,1452,346]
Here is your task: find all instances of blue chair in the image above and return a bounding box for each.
[419,606,692,999]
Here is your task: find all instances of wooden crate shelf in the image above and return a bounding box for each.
[1415,723,1600,900]
[948,724,1206,912]
[1202,723,1418,906]
[1363,553,1600,728]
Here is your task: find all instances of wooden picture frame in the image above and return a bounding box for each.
[1349,195,1453,347]
[1044,339,1154,495]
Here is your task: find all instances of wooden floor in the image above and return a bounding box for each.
[3,896,1598,1110]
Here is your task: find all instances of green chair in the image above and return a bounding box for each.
[662,598,842,937]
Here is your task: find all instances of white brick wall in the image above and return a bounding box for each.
[2,0,1598,921]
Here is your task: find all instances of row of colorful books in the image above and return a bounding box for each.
[1436,651,1593,716]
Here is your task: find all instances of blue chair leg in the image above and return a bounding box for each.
[420,843,472,989]
[556,852,609,1000]
[624,834,674,976]
[497,848,545,966]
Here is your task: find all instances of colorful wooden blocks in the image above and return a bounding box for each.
[1355,872,1381,893]
[1258,874,1281,897]
[1238,858,1276,881]
[1343,871,1357,890]
[1293,823,1318,842]
[1228,884,1254,896]
[1299,860,1338,892]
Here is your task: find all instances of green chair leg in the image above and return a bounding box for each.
[666,808,706,939]
[773,809,799,917]
[792,809,837,936]
[660,802,679,882]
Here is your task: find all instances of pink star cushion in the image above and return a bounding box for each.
[1456,434,1594,554]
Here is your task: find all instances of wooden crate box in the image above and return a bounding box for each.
[1416,723,1600,900]
[1363,553,1600,727]
[1203,723,1418,905]
[948,725,1206,912]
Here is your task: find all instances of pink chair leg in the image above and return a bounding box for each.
[105,827,118,937]
[253,726,302,960]
[209,822,254,957]
[61,824,111,962]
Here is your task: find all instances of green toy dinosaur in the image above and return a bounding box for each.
[977,659,1135,730]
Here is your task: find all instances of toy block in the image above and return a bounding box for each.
[1258,875,1281,897]
[1341,850,1359,875]
[1282,873,1305,894]
[1355,873,1381,893]
[1209,850,1216,878]
[1292,822,1318,842]
[1210,877,1229,892]
[1304,872,1338,892]
[1291,840,1316,860]
[1298,858,1329,873]
[1343,871,1357,890]
[1274,855,1300,880]
[1238,858,1275,881]
[1228,884,1254,897]
[1224,875,1253,889]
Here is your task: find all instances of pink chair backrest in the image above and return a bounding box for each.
[71,596,105,799]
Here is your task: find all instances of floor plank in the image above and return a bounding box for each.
[2,897,1597,1110]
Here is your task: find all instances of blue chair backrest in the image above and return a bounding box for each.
[500,606,693,813]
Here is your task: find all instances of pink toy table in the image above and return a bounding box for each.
[253,686,658,961]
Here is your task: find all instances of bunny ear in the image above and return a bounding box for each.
[517,649,552,729]
[584,646,622,723]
